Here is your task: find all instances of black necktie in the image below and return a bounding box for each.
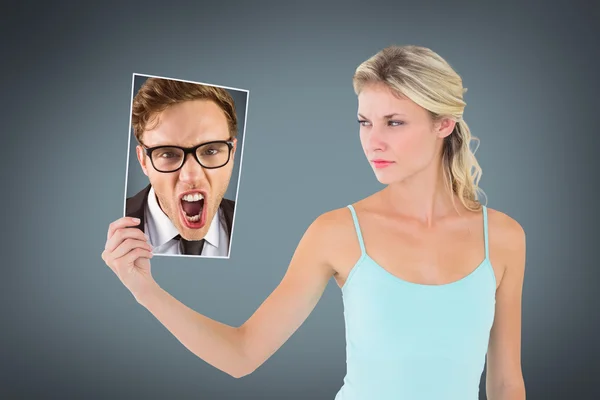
[175,235,205,255]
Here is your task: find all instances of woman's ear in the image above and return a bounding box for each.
[435,117,456,139]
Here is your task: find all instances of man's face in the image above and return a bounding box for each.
[136,99,237,241]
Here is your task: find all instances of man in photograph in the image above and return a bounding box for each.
[125,77,238,257]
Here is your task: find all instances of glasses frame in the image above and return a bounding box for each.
[143,139,234,173]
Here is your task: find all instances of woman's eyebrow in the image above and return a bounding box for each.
[357,113,407,119]
[383,113,406,119]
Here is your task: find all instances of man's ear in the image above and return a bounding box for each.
[231,137,238,156]
[435,117,456,139]
[136,145,149,177]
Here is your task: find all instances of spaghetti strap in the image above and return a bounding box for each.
[347,204,366,255]
[482,205,489,260]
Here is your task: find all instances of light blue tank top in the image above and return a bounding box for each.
[334,204,497,400]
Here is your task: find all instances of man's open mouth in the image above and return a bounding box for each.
[180,192,205,222]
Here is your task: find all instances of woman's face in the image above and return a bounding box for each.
[357,82,454,185]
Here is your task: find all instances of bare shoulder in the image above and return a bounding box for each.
[486,207,526,250]
[306,205,362,275]
[308,206,357,249]
[486,207,527,283]
[311,206,355,232]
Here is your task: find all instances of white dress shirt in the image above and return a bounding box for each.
[144,186,230,258]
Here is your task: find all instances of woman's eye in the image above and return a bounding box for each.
[358,119,404,127]
[388,120,405,126]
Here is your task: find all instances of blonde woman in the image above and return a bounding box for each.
[102,45,526,399]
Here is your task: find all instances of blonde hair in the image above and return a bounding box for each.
[353,45,486,212]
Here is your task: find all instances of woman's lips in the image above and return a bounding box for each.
[372,160,394,169]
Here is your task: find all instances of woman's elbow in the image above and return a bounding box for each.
[229,360,258,379]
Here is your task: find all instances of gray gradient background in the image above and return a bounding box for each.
[125,74,247,202]
[2,1,598,399]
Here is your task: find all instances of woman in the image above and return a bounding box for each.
[102,45,527,399]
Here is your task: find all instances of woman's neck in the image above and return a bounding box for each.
[382,163,459,226]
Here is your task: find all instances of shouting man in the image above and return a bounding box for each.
[125,77,238,257]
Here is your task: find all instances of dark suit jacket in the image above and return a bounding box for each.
[125,184,235,244]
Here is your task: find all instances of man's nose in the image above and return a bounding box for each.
[178,153,207,183]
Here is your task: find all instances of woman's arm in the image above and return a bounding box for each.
[103,212,337,378]
[485,213,527,399]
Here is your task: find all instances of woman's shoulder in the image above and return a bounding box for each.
[486,206,526,250]
[302,197,376,245]
[309,205,357,237]
[485,206,527,282]
[310,193,380,231]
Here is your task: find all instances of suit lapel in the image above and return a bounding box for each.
[125,184,152,233]
[219,198,235,239]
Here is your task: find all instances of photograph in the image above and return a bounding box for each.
[123,74,248,258]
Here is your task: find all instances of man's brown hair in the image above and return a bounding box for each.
[131,77,238,144]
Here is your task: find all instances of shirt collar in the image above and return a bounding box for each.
[146,186,221,248]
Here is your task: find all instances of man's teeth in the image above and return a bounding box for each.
[182,193,204,202]
[185,214,201,222]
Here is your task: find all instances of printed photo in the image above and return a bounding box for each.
[123,74,248,258]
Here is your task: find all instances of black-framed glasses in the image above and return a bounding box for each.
[143,140,234,173]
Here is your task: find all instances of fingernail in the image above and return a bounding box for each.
[132,218,140,223]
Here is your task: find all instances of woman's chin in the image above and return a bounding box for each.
[374,171,397,185]
[374,171,408,186]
